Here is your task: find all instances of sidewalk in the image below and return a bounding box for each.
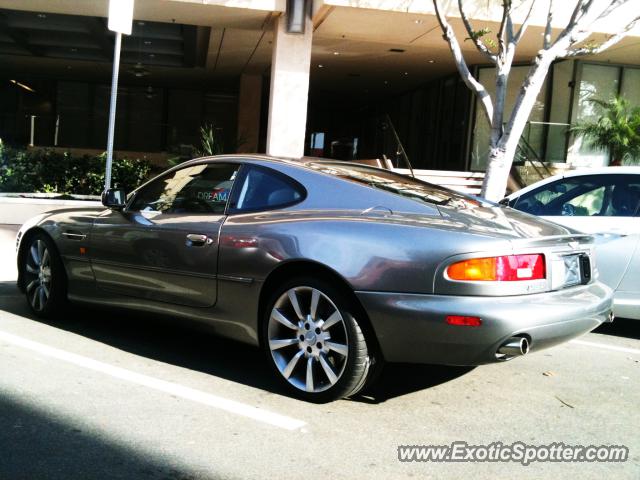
[0,224,19,282]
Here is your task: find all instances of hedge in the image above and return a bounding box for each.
[0,144,152,195]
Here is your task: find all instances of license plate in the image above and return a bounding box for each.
[562,254,582,287]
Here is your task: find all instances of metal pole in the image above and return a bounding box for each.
[105,31,122,191]
[54,115,60,146]
[29,115,35,147]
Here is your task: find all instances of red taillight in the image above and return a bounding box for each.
[446,315,482,327]
[447,254,545,281]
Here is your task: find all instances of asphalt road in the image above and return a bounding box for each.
[0,224,639,480]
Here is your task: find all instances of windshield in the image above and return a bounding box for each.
[308,162,480,209]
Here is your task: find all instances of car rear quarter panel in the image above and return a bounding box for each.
[218,210,513,294]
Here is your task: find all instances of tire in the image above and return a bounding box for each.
[262,276,372,403]
[21,232,67,318]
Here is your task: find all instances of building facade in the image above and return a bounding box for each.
[1,0,639,171]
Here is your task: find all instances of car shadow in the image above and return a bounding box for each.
[593,317,640,341]
[1,281,473,403]
[353,363,475,404]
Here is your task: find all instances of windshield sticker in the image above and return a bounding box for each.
[198,188,229,202]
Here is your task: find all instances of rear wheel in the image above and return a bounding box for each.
[262,277,371,402]
[21,233,67,318]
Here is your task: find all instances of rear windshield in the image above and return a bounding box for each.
[308,162,480,209]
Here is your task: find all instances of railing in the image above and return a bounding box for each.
[513,121,572,186]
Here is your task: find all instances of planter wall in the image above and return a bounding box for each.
[0,193,101,226]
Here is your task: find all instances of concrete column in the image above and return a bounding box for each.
[266,13,312,158]
[236,74,263,153]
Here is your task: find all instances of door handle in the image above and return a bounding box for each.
[186,233,212,247]
[62,231,86,241]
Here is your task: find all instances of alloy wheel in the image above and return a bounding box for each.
[23,238,52,312]
[267,286,349,393]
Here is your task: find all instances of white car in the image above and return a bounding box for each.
[502,167,640,320]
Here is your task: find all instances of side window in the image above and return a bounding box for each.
[513,178,585,215]
[513,174,640,217]
[230,165,305,212]
[130,163,239,214]
[566,186,606,216]
[607,181,640,217]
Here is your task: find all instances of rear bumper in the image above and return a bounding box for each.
[612,291,640,320]
[356,282,613,366]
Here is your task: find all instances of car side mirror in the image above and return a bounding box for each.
[102,188,127,210]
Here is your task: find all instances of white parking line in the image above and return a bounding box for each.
[0,330,306,431]
[569,339,640,355]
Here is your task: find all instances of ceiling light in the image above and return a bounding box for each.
[129,62,150,77]
[404,72,409,76]
[333,51,340,55]
[318,64,324,68]
[9,79,36,93]
[428,60,435,63]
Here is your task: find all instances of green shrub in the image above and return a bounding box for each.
[0,146,152,195]
[570,96,640,166]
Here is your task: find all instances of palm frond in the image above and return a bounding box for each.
[570,95,640,164]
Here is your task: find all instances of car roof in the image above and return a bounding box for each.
[176,154,346,169]
[506,166,640,199]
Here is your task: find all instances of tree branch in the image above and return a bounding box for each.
[596,0,633,22]
[497,0,510,60]
[506,14,514,43]
[543,0,554,49]
[565,16,640,57]
[513,0,535,44]
[553,0,589,47]
[458,0,497,63]
[433,0,494,124]
[551,0,602,51]
[570,0,595,28]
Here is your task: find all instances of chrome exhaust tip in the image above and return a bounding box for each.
[497,337,529,357]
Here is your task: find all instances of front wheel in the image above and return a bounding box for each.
[262,277,372,403]
[21,233,67,318]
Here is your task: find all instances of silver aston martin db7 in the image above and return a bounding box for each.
[16,155,613,402]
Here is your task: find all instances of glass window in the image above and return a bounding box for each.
[130,163,239,214]
[545,60,574,163]
[568,64,621,167]
[513,174,640,217]
[309,162,479,209]
[471,66,548,170]
[231,165,305,212]
[621,68,640,108]
[566,186,606,216]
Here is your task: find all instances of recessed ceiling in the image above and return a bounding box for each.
[0,0,639,99]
